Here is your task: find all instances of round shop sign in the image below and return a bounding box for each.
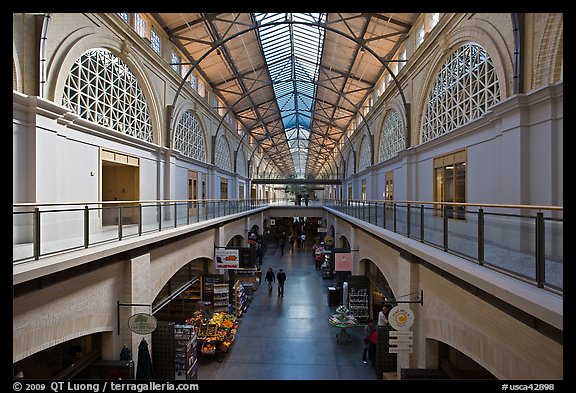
[128,313,157,335]
[388,305,414,331]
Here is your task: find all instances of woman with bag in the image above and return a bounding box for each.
[362,319,375,364]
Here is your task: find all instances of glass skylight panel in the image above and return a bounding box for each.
[254,13,327,178]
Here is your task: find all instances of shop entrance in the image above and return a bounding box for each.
[101,149,140,226]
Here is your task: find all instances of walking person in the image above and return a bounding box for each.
[256,243,264,265]
[280,235,286,256]
[367,327,378,367]
[362,319,375,364]
[276,268,286,297]
[264,267,275,295]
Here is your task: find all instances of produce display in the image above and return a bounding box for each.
[185,311,239,359]
[329,305,358,327]
[329,305,357,344]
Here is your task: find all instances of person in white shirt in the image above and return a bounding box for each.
[377,305,390,326]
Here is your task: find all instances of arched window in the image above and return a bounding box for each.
[237,149,247,177]
[358,136,371,171]
[421,43,500,143]
[62,48,153,143]
[379,110,405,162]
[174,110,206,162]
[215,134,232,171]
[346,149,355,178]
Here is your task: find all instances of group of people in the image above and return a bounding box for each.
[362,305,391,366]
[312,241,325,270]
[264,267,287,297]
[294,193,309,206]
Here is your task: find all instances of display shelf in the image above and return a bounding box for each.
[203,274,224,303]
[174,324,198,380]
[152,321,198,380]
[189,279,202,301]
[212,283,229,312]
[234,268,260,291]
[349,288,370,322]
[232,280,249,317]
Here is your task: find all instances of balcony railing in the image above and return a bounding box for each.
[325,199,563,294]
[13,199,268,264]
[13,198,563,294]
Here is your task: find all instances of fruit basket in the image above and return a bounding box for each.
[201,342,216,355]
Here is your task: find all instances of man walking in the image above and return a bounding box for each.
[276,269,286,297]
[280,235,286,256]
[264,268,275,295]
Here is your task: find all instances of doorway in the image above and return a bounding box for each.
[101,149,139,226]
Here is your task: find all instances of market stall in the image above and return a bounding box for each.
[186,311,238,362]
[328,305,357,344]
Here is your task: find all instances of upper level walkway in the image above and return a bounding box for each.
[13,198,563,295]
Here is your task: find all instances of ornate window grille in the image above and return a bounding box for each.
[62,48,153,143]
[173,110,206,162]
[150,28,161,54]
[421,44,500,143]
[215,134,232,171]
[379,110,405,162]
[346,149,355,177]
[237,149,247,177]
[358,136,371,171]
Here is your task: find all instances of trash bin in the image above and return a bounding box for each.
[328,286,341,306]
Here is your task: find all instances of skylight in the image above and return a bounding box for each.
[254,12,327,178]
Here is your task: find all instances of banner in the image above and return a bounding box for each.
[334,252,353,271]
[215,248,240,269]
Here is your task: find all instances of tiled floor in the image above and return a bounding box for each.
[196,243,378,380]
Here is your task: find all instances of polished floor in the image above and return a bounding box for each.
[196,242,379,380]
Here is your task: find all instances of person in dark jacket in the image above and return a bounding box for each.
[276,269,287,297]
[256,243,264,265]
[264,268,275,294]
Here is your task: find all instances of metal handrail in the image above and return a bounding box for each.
[324,198,563,294]
[13,198,563,294]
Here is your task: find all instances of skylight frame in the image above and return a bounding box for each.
[254,12,327,178]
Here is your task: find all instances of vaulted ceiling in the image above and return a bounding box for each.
[151,13,417,179]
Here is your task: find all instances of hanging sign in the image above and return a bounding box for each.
[334,252,353,271]
[128,313,157,335]
[215,248,240,269]
[388,305,415,331]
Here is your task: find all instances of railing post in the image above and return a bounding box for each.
[368,201,371,223]
[443,206,449,252]
[174,202,178,228]
[138,204,143,236]
[84,205,89,249]
[118,206,123,241]
[374,202,378,226]
[477,208,484,265]
[158,202,162,232]
[420,204,424,242]
[393,203,397,233]
[536,212,545,288]
[382,202,386,229]
[197,201,200,223]
[34,207,41,260]
[407,203,411,238]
